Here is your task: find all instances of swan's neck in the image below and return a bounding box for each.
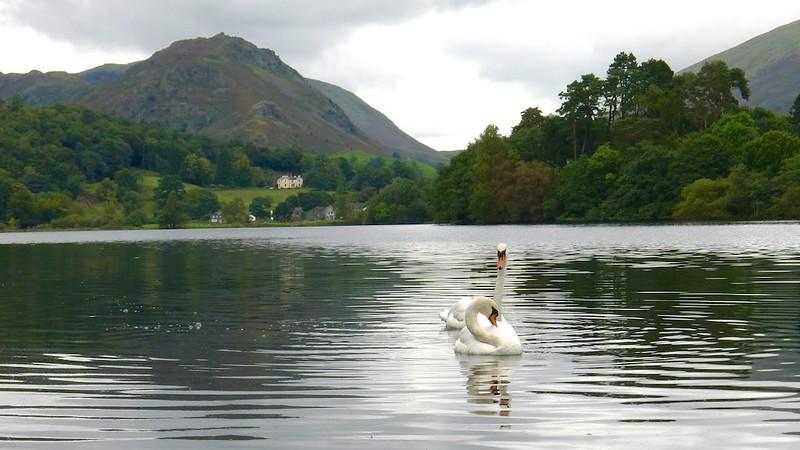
[493,269,506,305]
[465,306,501,346]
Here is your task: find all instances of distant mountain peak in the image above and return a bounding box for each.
[155,33,299,78]
[0,34,445,164]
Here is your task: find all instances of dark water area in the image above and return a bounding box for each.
[0,224,799,448]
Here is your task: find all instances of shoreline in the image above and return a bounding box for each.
[2,219,800,235]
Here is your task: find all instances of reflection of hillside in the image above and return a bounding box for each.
[0,241,402,391]
[456,354,520,417]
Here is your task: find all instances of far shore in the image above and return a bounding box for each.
[3,219,800,234]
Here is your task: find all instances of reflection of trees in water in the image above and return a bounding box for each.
[511,251,800,380]
[457,354,520,417]
[0,241,404,391]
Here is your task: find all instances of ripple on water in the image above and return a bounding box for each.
[0,224,799,447]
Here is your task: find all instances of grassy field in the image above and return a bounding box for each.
[212,187,310,204]
[141,173,308,205]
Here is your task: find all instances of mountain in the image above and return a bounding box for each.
[682,19,800,113]
[0,33,444,164]
[305,79,441,164]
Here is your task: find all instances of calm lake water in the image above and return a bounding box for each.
[1,224,799,449]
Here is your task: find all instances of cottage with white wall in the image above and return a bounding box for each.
[277,175,303,189]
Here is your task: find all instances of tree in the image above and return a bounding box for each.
[180,154,214,186]
[743,130,800,176]
[723,165,773,219]
[305,157,344,190]
[7,184,37,228]
[365,178,432,224]
[185,189,220,220]
[97,178,118,203]
[790,93,800,128]
[157,192,188,228]
[295,191,334,210]
[222,198,249,223]
[596,144,680,221]
[36,192,73,224]
[638,59,674,88]
[709,111,759,162]
[558,74,604,158]
[249,196,273,219]
[272,198,296,221]
[509,108,572,166]
[680,61,750,130]
[670,133,731,187]
[432,149,475,223]
[232,154,254,187]
[555,145,622,220]
[215,150,234,185]
[114,168,141,197]
[154,175,185,208]
[467,125,511,224]
[673,178,731,221]
[511,107,546,133]
[604,52,639,130]
[495,160,555,223]
[0,172,15,222]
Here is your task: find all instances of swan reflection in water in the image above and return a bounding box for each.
[456,354,521,416]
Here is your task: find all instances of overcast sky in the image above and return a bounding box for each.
[1,1,799,150]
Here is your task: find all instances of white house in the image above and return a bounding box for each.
[277,175,303,189]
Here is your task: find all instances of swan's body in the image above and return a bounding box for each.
[439,296,473,329]
[440,243,511,330]
[454,297,522,355]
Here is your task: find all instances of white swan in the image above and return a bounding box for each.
[439,243,509,330]
[454,297,522,355]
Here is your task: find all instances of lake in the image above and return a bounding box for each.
[1,224,799,448]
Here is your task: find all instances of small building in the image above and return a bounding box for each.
[277,175,303,189]
[324,205,336,221]
[210,213,225,224]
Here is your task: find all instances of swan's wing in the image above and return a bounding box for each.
[454,329,497,355]
[440,297,474,329]
[493,319,522,355]
[451,297,473,322]
[444,314,465,330]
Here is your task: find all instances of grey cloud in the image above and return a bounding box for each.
[6,0,491,61]
[448,40,609,111]
[446,32,734,114]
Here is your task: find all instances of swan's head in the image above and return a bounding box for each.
[496,243,508,271]
[488,306,500,327]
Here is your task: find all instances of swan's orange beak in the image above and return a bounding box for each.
[489,307,499,327]
[497,253,507,271]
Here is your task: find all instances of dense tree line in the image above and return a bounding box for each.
[435,54,800,223]
[0,99,438,228]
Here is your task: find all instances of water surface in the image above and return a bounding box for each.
[1,224,799,448]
